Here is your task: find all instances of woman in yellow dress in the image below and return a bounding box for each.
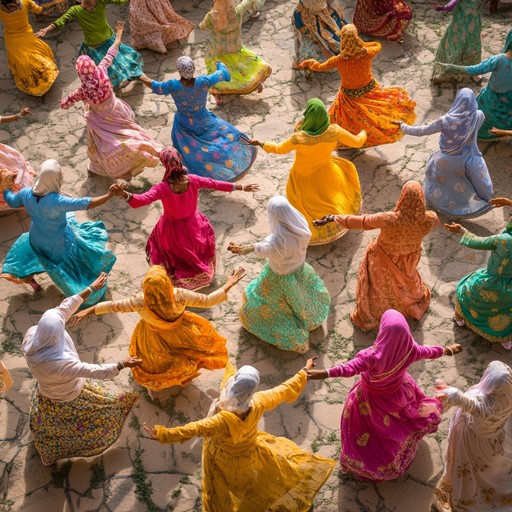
[70,265,246,399]
[144,358,335,512]
[0,0,58,96]
[246,98,366,244]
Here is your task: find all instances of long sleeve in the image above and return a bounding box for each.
[127,185,163,208]
[334,125,367,148]
[56,359,120,380]
[307,55,340,72]
[338,212,386,231]
[3,189,24,208]
[261,137,296,155]
[400,117,444,137]
[98,44,119,73]
[155,415,227,444]
[255,370,307,413]
[465,55,501,77]
[106,0,128,4]
[60,88,86,109]
[436,0,459,11]
[27,0,42,14]
[204,62,231,87]
[53,7,78,29]
[55,195,92,212]
[365,42,382,57]
[179,287,228,308]
[193,175,234,193]
[411,345,444,364]
[198,12,213,30]
[443,387,484,416]
[460,231,499,251]
[236,0,257,17]
[94,294,145,315]
[56,294,85,323]
[327,353,372,378]
[151,79,177,96]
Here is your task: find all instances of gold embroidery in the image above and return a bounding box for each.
[383,415,390,426]
[356,432,369,447]
[358,402,371,416]
[488,314,511,332]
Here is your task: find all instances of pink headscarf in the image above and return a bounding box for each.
[75,55,113,104]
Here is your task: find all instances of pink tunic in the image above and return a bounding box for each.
[128,175,234,290]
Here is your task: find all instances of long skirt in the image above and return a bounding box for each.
[240,263,331,353]
[476,85,512,140]
[128,312,228,390]
[0,144,35,210]
[455,270,512,343]
[85,93,162,179]
[172,110,257,182]
[129,0,194,53]
[29,381,137,465]
[79,35,143,88]
[1,213,116,307]
[146,211,216,290]
[353,0,412,41]
[330,82,416,148]
[340,375,442,481]
[205,47,272,95]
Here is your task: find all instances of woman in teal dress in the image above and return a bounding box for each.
[440,29,512,139]
[431,0,483,83]
[228,195,330,353]
[445,210,512,349]
[0,159,116,307]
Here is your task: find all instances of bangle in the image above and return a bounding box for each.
[118,360,125,370]
[124,192,132,201]
[259,141,264,148]
[86,286,95,294]
[242,185,246,192]
[444,346,454,356]
[15,114,21,121]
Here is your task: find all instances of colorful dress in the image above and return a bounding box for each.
[154,364,336,511]
[23,294,137,465]
[0,142,35,210]
[199,0,272,95]
[34,0,69,15]
[340,181,439,331]
[353,0,412,42]
[292,0,347,70]
[400,88,493,219]
[151,63,257,181]
[455,227,512,344]
[60,44,161,179]
[129,0,194,54]
[433,361,512,512]
[92,266,229,390]
[0,188,116,307]
[326,310,444,481]
[261,124,366,245]
[53,0,143,87]
[0,0,58,96]
[127,175,235,290]
[431,0,483,83]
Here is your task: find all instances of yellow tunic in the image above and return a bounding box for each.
[156,365,336,511]
[0,0,58,96]
[262,124,367,244]
[94,287,228,389]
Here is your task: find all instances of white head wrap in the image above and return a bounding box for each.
[176,56,195,79]
[32,159,62,196]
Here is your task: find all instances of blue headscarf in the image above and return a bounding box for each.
[503,29,512,53]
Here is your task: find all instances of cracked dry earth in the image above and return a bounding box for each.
[1,1,512,511]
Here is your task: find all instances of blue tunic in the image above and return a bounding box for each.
[1,188,116,307]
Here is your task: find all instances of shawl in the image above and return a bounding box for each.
[339,23,366,58]
[75,54,113,104]
[210,0,236,31]
[214,365,261,414]
[300,98,330,136]
[32,159,63,196]
[160,146,189,182]
[142,265,178,322]
[504,28,512,53]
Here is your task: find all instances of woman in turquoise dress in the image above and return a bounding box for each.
[228,195,330,353]
[139,57,257,182]
[445,213,512,349]
[0,159,116,307]
[431,0,483,83]
[440,29,512,140]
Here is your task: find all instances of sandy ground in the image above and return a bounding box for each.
[1,1,512,510]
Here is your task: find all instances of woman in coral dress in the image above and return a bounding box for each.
[199,0,272,104]
[71,265,246,399]
[300,24,416,147]
[315,181,438,330]
[60,22,162,179]
[0,0,58,96]
[307,309,462,481]
[248,98,367,245]
[144,358,335,511]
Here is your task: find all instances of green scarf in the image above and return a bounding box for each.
[300,98,330,136]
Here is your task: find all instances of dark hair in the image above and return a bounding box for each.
[166,168,188,185]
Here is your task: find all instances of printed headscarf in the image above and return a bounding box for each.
[300,98,330,136]
[176,56,195,79]
[141,265,177,322]
[159,147,188,182]
[75,55,113,104]
[339,24,366,58]
[32,159,63,196]
[210,0,236,31]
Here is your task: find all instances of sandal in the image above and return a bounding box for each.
[453,313,465,327]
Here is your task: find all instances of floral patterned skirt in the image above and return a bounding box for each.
[0,144,35,210]
[29,381,138,464]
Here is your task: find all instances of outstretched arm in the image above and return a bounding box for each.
[204,62,231,87]
[400,117,444,137]
[434,0,459,12]
[98,21,124,73]
[334,125,367,148]
[149,414,227,444]
[299,55,340,72]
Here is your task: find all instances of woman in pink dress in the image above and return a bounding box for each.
[307,310,462,481]
[112,147,259,290]
[60,21,162,179]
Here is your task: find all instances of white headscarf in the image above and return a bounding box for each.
[176,56,195,79]
[32,159,62,196]
[254,195,312,275]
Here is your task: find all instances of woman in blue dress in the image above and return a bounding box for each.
[0,159,116,307]
[399,88,494,219]
[139,56,257,182]
[439,29,512,139]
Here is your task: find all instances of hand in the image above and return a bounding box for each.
[444,222,463,233]
[227,242,253,255]
[224,267,246,290]
[123,356,142,368]
[239,135,260,146]
[35,26,51,37]
[109,182,126,197]
[298,59,315,69]
[444,343,462,356]
[0,169,17,190]
[242,183,259,192]
[143,422,158,439]
[489,127,511,137]
[390,120,402,126]
[304,356,318,371]
[90,272,108,291]
[490,197,512,208]
[19,107,31,118]
[434,378,447,391]
[305,369,329,380]
[115,20,125,32]
[68,307,95,327]
[312,215,335,227]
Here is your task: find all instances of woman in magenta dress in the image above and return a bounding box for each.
[307,310,462,481]
[113,147,259,290]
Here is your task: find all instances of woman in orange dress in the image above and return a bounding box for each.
[299,23,416,148]
[314,181,438,330]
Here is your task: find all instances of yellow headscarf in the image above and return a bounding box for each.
[142,266,177,322]
[339,24,366,58]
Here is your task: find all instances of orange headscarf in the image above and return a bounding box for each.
[142,266,177,322]
[339,24,366,58]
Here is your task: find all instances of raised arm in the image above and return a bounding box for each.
[440,386,486,416]
[400,117,444,137]
[203,62,231,88]
[236,0,258,17]
[154,414,227,444]
[98,22,123,73]
[60,88,86,110]
[3,189,25,209]
[255,370,308,412]
[299,55,340,72]
[193,175,236,193]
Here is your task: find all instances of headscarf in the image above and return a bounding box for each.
[176,56,195,79]
[159,147,188,182]
[210,0,236,31]
[339,24,366,58]
[255,196,312,275]
[32,159,63,196]
[300,98,330,136]
[142,265,177,322]
[440,88,483,155]
[75,55,113,104]
[504,28,512,53]
[215,365,261,414]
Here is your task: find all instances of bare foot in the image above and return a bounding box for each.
[30,279,41,292]
[214,94,224,106]
[257,83,264,93]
